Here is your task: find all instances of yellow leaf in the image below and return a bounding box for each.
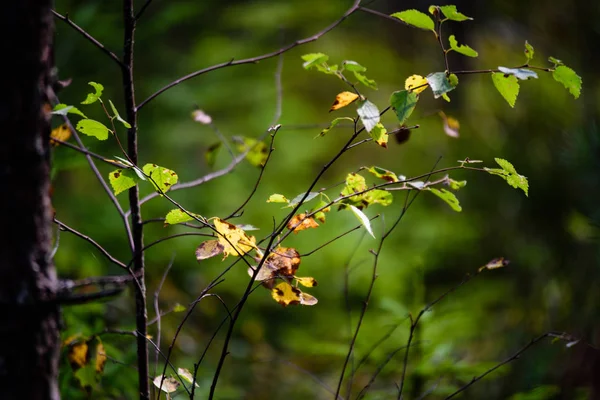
[438,111,460,138]
[67,341,88,370]
[329,91,359,112]
[50,124,71,146]
[271,282,318,307]
[296,276,318,287]
[405,75,429,94]
[95,342,107,374]
[213,218,257,257]
[287,213,319,233]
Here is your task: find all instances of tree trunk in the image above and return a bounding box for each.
[0,1,60,399]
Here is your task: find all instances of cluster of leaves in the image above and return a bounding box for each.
[63,334,107,393]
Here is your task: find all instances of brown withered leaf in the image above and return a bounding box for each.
[479,257,510,272]
[287,213,319,233]
[195,239,225,261]
[249,247,301,288]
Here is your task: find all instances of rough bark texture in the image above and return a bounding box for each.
[0,1,60,399]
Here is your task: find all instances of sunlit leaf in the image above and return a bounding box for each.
[405,75,429,94]
[52,103,87,118]
[108,168,139,195]
[448,35,478,57]
[301,53,329,69]
[479,257,510,272]
[233,136,268,167]
[341,173,368,205]
[330,91,359,112]
[439,5,472,21]
[287,213,319,233]
[288,191,320,207]
[312,199,331,224]
[236,224,259,231]
[491,72,519,107]
[76,119,110,140]
[357,100,380,133]
[271,282,317,307]
[448,73,459,87]
[367,166,399,182]
[369,122,388,148]
[524,41,534,62]
[296,277,318,287]
[548,56,563,66]
[498,66,538,80]
[342,60,366,72]
[552,65,582,99]
[353,71,378,89]
[349,205,375,238]
[178,368,199,387]
[484,158,529,196]
[108,100,131,128]
[438,111,460,138]
[195,240,224,261]
[363,189,393,206]
[50,124,71,146]
[81,82,104,105]
[214,218,256,257]
[143,163,178,194]
[95,341,106,374]
[448,179,467,190]
[429,188,462,212]
[319,117,354,137]
[267,194,289,203]
[67,340,88,370]
[390,90,418,124]
[426,72,456,98]
[191,108,212,124]
[165,209,201,225]
[391,10,434,31]
[153,376,180,393]
[173,304,186,312]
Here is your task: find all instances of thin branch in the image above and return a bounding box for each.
[299,217,376,257]
[59,274,137,291]
[137,0,362,110]
[51,10,124,68]
[154,256,175,377]
[358,7,412,26]
[356,345,409,400]
[52,137,125,167]
[135,0,154,20]
[54,218,127,269]
[436,15,450,72]
[141,232,214,254]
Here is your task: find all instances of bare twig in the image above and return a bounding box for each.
[153,256,175,376]
[135,0,154,20]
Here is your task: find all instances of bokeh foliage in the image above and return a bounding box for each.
[52,0,599,398]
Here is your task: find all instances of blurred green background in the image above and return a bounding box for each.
[51,0,599,399]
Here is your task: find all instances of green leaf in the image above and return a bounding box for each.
[552,65,582,99]
[349,205,375,238]
[319,117,354,137]
[301,53,329,69]
[369,122,388,148]
[448,179,467,190]
[108,100,132,128]
[491,73,519,107]
[205,142,221,167]
[312,199,330,223]
[341,173,368,205]
[289,192,320,207]
[357,100,380,133]
[484,158,529,196]
[81,82,104,105]
[548,56,563,66]
[390,90,419,124]
[363,189,393,206]
[52,104,87,118]
[429,188,462,212]
[267,194,289,203]
[165,209,196,225]
[448,35,478,57]
[366,166,399,182]
[342,60,366,72]
[233,136,268,167]
[353,71,378,89]
[108,168,139,195]
[448,73,459,87]
[439,5,473,21]
[76,119,110,140]
[391,10,434,31]
[178,368,200,387]
[173,304,186,312]
[524,41,534,62]
[426,72,456,98]
[498,66,538,80]
[142,163,178,194]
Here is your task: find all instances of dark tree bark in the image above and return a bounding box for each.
[0,1,60,399]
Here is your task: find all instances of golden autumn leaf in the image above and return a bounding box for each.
[296,276,318,287]
[287,213,319,233]
[95,342,107,374]
[329,91,359,112]
[405,75,429,94]
[50,124,71,146]
[271,282,318,307]
[213,218,257,257]
[195,239,225,261]
[67,341,88,370]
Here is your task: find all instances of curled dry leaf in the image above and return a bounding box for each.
[153,375,180,393]
[479,257,510,272]
[249,247,301,288]
[195,239,225,261]
[271,282,318,307]
[330,91,359,112]
[287,213,319,233]
[214,218,257,257]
